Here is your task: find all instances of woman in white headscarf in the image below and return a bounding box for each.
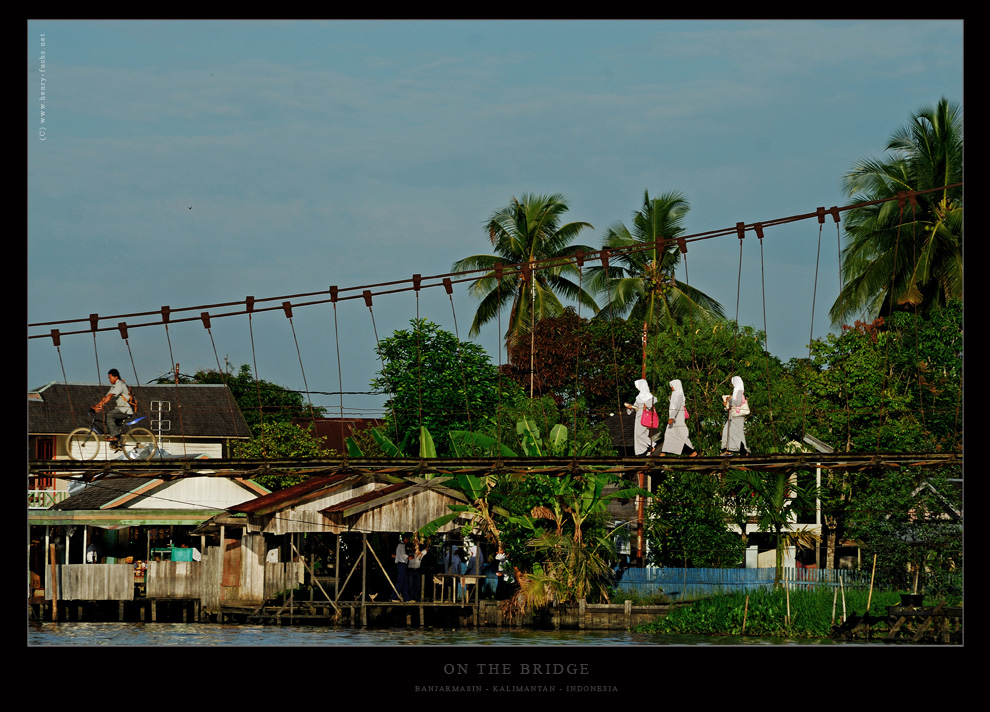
[721,375,749,455]
[623,379,657,456]
[660,379,697,457]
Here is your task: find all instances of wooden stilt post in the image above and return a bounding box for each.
[49,543,58,623]
[361,533,368,627]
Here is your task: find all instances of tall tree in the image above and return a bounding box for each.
[452,193,599,355]
[589,190,724,328]
[370,319,518,457]
[830,98,962,326]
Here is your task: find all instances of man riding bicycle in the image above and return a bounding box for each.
[93,369,133,451]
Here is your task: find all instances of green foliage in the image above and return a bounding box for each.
[830,97,962,325]
[800,301,961,453]
[587,189,724,327]
[452,192,599,349]
[233,420,330,491]
[643,320,799,455]
[724,470,821,586]
[638,587,923,639]
[479,393,617,458]
[371,319,518,456]
[502,309,643,422]
[846,468,961,598]
[646,472,746,568]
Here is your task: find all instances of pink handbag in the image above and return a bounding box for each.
[641,407,659,429]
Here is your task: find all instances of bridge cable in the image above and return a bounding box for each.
[444,277,473,433]
[601,248,630,454]
[245,297,266,431]
[117,321,158,459]
[755,224,780,447]
[413,275,424,444]
[832,216,854,452]
[329,286,347,451]
[571,251,586,455]
[160,307,190,456]
[281,301,318,431]
[800,214,826,441]
[89,314,102,386]
[199,312,240,451]
[29,185,962,343]
[876,196,908,453]
[364,291,401,445]
[50,329,80,431]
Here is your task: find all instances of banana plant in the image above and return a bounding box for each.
[346,426,437,459]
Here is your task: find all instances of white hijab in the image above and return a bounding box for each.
[634,379,655,407]
[731,376,745,398]
[669,379,685,415]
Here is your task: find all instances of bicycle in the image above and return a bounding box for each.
[66,407,158,461]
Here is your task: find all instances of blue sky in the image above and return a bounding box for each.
[27,20,963,419]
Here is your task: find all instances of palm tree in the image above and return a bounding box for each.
[829,98,962,326]
[452,193,599,355]
[588,190,724,327]
[725,470,820,587]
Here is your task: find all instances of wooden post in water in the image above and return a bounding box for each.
[49,543,58,622]
[361,533,368,628]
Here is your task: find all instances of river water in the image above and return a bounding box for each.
[28,621,847,646]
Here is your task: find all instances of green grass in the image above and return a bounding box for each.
[635,587,961,639]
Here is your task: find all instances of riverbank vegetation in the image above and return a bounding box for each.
[635,586,962,639]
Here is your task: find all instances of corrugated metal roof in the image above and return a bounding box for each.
[228,472,360,515]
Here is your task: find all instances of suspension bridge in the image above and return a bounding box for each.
[28,187,963,483]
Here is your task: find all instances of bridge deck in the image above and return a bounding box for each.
[28,452,962,481]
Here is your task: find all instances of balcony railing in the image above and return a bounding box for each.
[28,489,68,509]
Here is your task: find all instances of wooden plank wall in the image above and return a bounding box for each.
[200,547,222,611]
[147,561,201,598]
[46,564,133,601]
[263,562,304,599]
[240,533,266,601]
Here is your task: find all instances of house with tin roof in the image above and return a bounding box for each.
[29,381,253,508]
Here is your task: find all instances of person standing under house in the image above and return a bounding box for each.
[407,538,425,602]
[624,379,658,456]
[659,379,698,457]
[392,532,411,601]
[721,376,749,456]
[93,369,133,450]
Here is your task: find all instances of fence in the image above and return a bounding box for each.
[28,489,68,509]
[615,567,873,601]
[147,560,201,598]
[45,564,134,601]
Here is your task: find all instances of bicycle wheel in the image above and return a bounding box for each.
[67,428,101,461]
[121,428,157,461]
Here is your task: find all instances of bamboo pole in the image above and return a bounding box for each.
[785,569,791,627]
[365,537,402,602]
[866,554,877,613]
[742,594,749,635]
[839,575,847,623]
[865,554,877,640]
[831,587,838,627]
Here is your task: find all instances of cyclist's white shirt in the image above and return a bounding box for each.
[108,380,134,414]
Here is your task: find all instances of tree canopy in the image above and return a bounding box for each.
[830,97,962,325]
[452,193,599,353]
[371,319,521,456]
[588,189,724,328]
